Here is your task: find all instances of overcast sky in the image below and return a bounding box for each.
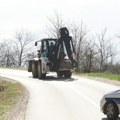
[0,0,120,40]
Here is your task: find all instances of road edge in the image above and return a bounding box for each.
[76,75,120,87]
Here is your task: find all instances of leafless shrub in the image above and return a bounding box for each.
[14,30,34,67]
[46,11,64,38]
[93,29,117,72]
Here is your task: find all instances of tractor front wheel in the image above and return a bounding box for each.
[38,62,46,79]
[32,61,38,78]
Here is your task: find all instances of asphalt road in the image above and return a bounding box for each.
[0,69,119,120]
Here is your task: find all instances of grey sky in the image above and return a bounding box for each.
[0,0,120,40]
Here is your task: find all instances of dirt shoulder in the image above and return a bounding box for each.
[0,77,29,120]
[79,75,120,87]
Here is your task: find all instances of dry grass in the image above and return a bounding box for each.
[0,77,23,120]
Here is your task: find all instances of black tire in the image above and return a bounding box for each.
[38,61,46,79]
[57,71,63,78]
[28,60,32,72]
[105,101,119,120]
[64,71,72,78]
[32,61,38,78]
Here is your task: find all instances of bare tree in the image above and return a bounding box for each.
[14,30,34,67]
[0,41,16,67]
[82,39,96,72]
[94,29,117,72]
[47,11,64,38]
[70,23,91,72]
[0,41,7,66]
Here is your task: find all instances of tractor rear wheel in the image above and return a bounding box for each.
[64,70,72,78]
[57,71,64,78]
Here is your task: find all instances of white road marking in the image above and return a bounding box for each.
[49,81,100,109]
[67,85,99,109]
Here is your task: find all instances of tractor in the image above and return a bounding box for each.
[28,38,75,79]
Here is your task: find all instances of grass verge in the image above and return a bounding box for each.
[0,77,23,120]
[76,72,120,81]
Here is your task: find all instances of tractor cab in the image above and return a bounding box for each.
[35,38,57,59]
